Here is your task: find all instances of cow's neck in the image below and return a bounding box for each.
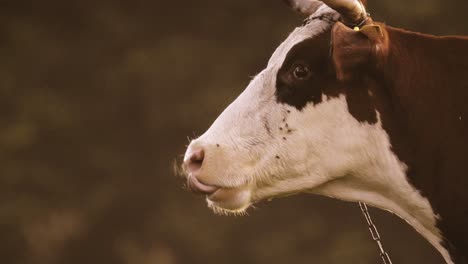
[319,26,468,264]
[314,109,451,263]
[372,26,468,263]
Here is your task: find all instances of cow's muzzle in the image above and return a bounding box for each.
[184,147,219,195]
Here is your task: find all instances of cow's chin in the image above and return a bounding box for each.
[206,185,252,216]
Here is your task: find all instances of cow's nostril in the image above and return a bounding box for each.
[186,149,205,173]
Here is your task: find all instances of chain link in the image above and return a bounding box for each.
[358,202,393,264]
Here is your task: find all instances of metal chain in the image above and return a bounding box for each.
[358,202,393,264]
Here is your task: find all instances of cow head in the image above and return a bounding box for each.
[183,0,395,215]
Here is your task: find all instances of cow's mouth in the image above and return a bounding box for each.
[187,174,220,195]
[206,185,252,215]
[186,173,252,214]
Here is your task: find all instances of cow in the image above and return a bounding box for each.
[181,0,468,263]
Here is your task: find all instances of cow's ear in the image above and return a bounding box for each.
[331,21,387,81]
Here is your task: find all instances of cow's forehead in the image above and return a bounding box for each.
[268,5,338,69]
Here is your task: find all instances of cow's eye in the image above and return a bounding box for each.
[292,63,312,80]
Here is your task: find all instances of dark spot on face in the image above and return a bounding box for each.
[345,79,378,124]
[285,123,289,128]
[263,116,272,136]
[276,155,280,159]
[287,129,292,133]
[279,127,283,130]
[287,110,291,113]
[282,118,286,122]
[275,29,377,124]
[282,137,287,140]
[275,32,340,110]
[216,144,220,147]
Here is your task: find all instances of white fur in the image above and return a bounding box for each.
[185,5,452,264]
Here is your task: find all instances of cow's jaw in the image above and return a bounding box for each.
[188,92,451,261]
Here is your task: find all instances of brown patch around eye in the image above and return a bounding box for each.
[274,30,378,125]
[275,32,335,110]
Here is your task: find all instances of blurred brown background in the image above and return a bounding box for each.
[1,1,467,263]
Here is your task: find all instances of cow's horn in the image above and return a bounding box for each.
[321,0,367,25]
[284,0,367,26]
[283,0,325,16]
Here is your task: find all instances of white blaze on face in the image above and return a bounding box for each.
[184,6,450,263]
[186,5,339,211]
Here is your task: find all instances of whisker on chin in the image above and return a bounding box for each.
[208,202,250,217]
